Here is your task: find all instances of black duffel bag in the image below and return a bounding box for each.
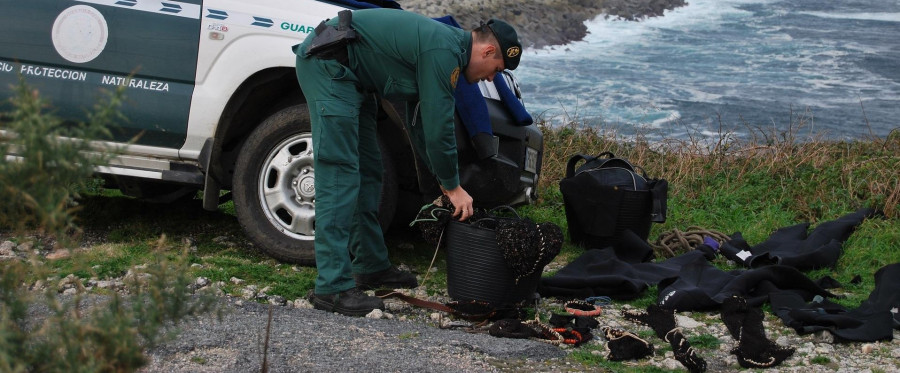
[559,152,668,249]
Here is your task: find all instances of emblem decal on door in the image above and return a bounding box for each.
[51,5,109,63]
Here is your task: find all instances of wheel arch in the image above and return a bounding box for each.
[208,67,304,191]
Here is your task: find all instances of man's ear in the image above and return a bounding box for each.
[482,44,496,58]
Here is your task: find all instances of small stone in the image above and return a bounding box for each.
[0,241,14,255]
[591,350,602,356]
[268,295,286,306]
[861,344,875,354]
[241,287,257,300]
[796,342,815,355]
[230,277,245,284]
[675,314,702,329]
[190,263,202,268]
[58,274,77,288]
[430,312,442,322]
[62,288,77,296]
[16,241,33,252]
[46,250,70,260]
[293,299,313,309]
[662,358,681,370]
[813,330,834,343]
[366,309,384,319]
[815,344,834,354]
[195,277,211,288]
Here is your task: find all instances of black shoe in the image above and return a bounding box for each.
[310,287,384,317]
[354,266,418,290]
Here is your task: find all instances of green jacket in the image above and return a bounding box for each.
[337,8,471,190]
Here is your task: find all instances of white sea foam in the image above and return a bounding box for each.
[517,0,899,139]
[799,12,900,22]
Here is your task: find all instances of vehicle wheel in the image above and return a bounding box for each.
[232,104,397,265]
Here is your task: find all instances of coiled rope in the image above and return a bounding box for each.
[650,226,730,258]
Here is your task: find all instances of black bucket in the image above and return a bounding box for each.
[444,220,540,305]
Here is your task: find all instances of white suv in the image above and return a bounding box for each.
[0,0,543,264]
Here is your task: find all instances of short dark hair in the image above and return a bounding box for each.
[479,19,521,70]
[473,26,503,60]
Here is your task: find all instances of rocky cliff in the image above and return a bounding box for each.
[401,0,687,49]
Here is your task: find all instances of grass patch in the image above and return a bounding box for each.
[688,334,721,350]
[810,355,830,365]
[195,257,315,300]
[569,345,676,372]
[190,356,208,365]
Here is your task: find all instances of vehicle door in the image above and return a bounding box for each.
[0,0,202,149]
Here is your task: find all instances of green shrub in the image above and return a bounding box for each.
[1,243,219,372]
[0,78,123,242]
[0,81,219,372]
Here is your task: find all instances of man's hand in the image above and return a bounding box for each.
[441,185,474,221]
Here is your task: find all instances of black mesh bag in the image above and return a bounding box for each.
[559,152,667,250]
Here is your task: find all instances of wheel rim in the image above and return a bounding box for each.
[257,133,315,240]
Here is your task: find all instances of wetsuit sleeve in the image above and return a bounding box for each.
[416,49,461,190]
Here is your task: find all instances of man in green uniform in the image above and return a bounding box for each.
[293,8,523,316]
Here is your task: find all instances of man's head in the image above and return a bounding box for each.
[466,19,522,84]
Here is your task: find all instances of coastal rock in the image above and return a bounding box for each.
[402,0,687,49]
[0,241,14,256]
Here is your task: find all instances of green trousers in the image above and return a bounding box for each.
[294,47,391,295]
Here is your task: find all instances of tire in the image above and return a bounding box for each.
[232,104,398,265]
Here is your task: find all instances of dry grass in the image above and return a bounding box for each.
[537,117,900,218]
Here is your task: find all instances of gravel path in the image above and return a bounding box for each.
[136,285,900,373]
[138,297,566,373]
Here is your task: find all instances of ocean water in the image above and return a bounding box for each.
[515,0,900,141]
